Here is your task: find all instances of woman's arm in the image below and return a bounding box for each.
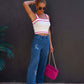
[48,15,54,53]
[48,28,52,46]
[47,15,52,46]
[48,27,54,53]
[23,0,36,21]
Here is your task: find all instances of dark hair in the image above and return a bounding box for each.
[35,0,46,6]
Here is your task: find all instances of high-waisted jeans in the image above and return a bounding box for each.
[26,34,50,84]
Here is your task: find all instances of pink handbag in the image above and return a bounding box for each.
[44,51,59,80]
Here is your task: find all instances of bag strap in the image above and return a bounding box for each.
[48,51,58,69]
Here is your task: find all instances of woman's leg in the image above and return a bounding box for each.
[36,36,49,84]
[26,39,41,84]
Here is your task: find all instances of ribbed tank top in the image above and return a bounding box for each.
[32,13,51,34]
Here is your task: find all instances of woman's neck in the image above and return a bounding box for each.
[36,11,44,15]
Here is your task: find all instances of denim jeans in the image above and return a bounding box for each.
[26,34,49,84]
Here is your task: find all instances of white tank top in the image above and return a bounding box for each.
[32,13,51,34]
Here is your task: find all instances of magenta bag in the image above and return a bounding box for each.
[44,52,59,80]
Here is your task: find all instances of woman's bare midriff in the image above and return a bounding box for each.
[36,33,49,36]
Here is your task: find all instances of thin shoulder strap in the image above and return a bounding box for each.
[45,14,49,19]
[35,13,39,19]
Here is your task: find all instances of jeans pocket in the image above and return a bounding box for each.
[33,36,41,40]
[31,37,40,44]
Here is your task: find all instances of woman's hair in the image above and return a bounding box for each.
[35,0,46,6]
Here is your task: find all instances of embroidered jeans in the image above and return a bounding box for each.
[26,34,49,84]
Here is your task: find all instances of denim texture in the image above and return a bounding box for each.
[26,34,49,84]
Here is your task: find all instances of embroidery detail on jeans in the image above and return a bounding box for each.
[35,44,39,50]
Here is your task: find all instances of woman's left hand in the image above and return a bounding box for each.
[49,45,54,53]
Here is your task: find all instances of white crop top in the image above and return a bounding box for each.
[32,13,51,34]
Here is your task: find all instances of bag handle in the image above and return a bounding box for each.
[48,51,58,69]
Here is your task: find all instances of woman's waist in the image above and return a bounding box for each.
[35,33,49,36]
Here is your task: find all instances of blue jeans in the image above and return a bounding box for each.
[26,34,49,84]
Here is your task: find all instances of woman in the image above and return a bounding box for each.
[23,0,54,84]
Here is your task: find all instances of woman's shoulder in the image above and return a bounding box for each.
[44,13,50,19]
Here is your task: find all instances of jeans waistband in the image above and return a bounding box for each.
[34,34,49,39]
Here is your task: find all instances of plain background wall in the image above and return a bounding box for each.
[0,0,84,83]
